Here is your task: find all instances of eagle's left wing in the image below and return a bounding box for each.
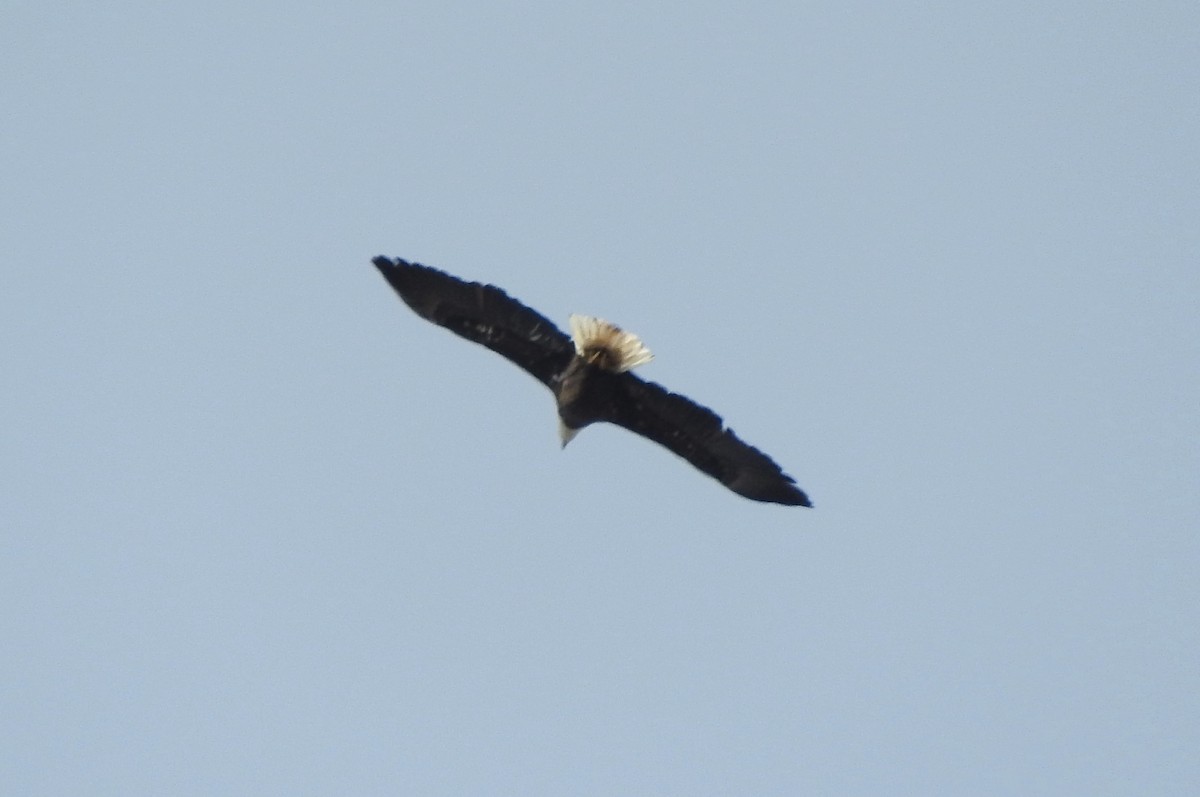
[373,256,574,388]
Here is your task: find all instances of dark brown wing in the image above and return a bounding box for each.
[607,374,811,506]
[373,256,574,388]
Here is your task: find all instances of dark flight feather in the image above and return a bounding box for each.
[372,256,811,507]
[607,378,811,506]
[372,256,573,387]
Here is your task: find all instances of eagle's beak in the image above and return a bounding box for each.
[557,417,579,449]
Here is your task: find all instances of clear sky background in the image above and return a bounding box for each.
[3,2,1197,794]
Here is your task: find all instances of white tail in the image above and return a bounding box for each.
[568,314,653,372]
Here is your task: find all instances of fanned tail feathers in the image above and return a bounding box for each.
[568,314,654,372]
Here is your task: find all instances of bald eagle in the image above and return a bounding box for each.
[373,256,811,507]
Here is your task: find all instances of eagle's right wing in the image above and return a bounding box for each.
[608,374,812,507]
[373,256,574,388]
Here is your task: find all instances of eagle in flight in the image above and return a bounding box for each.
[373,256,811,507]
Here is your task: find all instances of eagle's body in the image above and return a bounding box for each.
[373,256,811,507]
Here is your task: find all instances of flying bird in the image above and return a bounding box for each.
[373,256,811,507]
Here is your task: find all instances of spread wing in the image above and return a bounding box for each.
[608,374,811,506]
[373,256,574,388]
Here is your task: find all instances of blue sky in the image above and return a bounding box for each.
[3,2,1197,794]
